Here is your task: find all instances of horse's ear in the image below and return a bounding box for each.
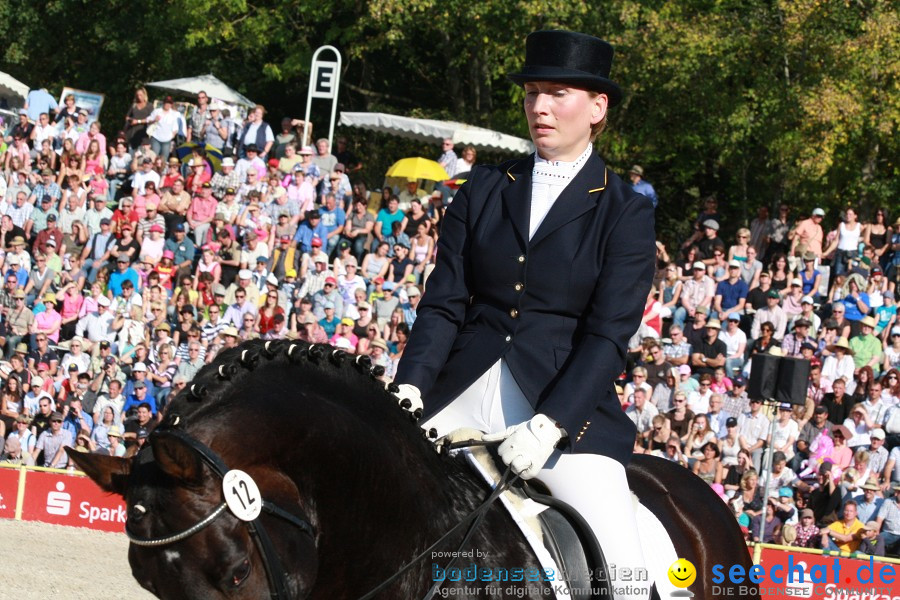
[151,432,205,485]
[66,448,132,498]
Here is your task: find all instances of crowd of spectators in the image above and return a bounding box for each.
[1,87,899,558]
[627,197,900,554]
[0,88,431,471]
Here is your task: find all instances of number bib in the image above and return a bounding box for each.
[223,469,262,521]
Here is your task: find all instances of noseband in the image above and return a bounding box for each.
[126,429,315,600]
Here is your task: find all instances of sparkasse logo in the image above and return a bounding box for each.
[46,481,71,516]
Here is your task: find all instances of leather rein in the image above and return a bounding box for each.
[126,430,510,600]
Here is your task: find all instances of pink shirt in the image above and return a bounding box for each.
[79,296,99,319]
[75,132,107,157]
[189,195,218,223]
[133,193,160,220]
[35,309,62,343]
[61,293,84,321]
[793,218,824,256]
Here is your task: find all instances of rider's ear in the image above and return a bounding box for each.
[151,432,205,486]
[66,450,132,497]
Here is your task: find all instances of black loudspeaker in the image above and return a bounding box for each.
[747,354,811,406]
[748,353,781,400]
[776,357,811,406]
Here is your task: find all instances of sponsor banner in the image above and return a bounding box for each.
[20,469,125,533]
[752,546,900,599]
[0,467,18,520]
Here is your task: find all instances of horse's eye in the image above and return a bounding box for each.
[231,559,251,587]
[130,503,148,522]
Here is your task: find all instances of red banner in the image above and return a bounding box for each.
[0,467,18,521]
[754,546,900,599]
[19,469,126,533]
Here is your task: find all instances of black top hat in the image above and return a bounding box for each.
[507,30,623,107]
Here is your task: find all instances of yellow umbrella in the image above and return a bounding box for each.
[385,157,449,182]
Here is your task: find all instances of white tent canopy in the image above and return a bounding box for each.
[0,71,29,108]
[339,112,533,154]
[146,73,254,107]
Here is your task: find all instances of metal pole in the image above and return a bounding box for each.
[303,60,316,150]
[326,49,342,153]
[757,398,778,543]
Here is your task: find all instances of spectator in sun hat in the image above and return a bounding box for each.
[209,156,241,200]
[108,253,140,298]
[873,290,895,336]
[400,285,421,327]
[6,236,31,275]
[788,508,820,548]
[849,316,883,375]
[781,317,816,358]
[789,294,821,337]
[250,255,271,290]
[292,209,327,254]
[239,228,270,270]
[713,260,748,321]
[317,301,340,338]
[75,294,116,349]
[32,410,71,468]
[235,142,267,184]
[330,317,359,349]
[31,205,63,252]
[222,272,258,325]
[139,200,166,238]
[789,208,826,259]
[260,272,288,309]
[751,289,788,341]
[627,165,658,209]
[696,219,724,264]
[690,317,726,378]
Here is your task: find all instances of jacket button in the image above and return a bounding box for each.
[505,335,512,343]
[509,308,519,319]
[517,255,525,263]
[514,282,524,292]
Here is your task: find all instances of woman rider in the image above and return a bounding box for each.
[394,31,655,598]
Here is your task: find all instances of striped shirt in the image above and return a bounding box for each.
[201,320,226,344]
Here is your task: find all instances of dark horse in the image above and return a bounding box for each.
[70,340,755,599]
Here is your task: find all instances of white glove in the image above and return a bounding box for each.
[391,383,424,416]
[482,414,564,480]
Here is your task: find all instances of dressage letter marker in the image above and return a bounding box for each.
[223,470,263,521]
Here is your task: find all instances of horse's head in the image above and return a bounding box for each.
[68,428,318,599]
[68,340,466,598]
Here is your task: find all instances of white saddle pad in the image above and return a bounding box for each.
[442,429,680,599]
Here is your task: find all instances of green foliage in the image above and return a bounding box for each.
[0,0,895,247]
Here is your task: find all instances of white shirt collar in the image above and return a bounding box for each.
[532,143,593,182]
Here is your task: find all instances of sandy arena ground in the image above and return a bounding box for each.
[0,519,152,599]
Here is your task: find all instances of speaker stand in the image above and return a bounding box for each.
[756,397,778,543]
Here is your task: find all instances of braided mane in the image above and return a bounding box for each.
[157,339,429,449]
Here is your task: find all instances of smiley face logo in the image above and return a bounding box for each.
[667,558,696,588]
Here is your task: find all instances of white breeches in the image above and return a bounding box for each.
[424,361,650,600]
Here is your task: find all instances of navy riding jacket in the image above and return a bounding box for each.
[395,152,656,465]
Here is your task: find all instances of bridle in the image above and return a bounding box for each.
[126,428,511,600]
[125,429,315,600]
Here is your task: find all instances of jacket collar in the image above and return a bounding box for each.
[502,151,608,247]
[501,155,534,243]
